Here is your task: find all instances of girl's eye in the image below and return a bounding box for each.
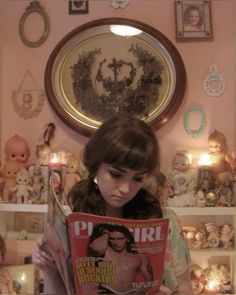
[109,170,122,179]
[133,176,144,183]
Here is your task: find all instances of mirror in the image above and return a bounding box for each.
[19,1,49,48]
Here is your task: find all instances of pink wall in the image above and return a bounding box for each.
[0,0,236,171]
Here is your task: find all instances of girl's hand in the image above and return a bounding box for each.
[32,238,56,270]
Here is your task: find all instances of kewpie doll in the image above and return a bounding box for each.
[62,155,81,204]
[5,134,31,168]
[0,160,23,203]
[11,169,33,204]
[0,235,15,294]
[208,129,233,175]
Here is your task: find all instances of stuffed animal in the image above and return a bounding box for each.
[11,168,33,204]
[5,134,31,168]
[62,155,81,204]
[0,160,23,203]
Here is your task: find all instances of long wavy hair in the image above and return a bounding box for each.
[68,115,163,219]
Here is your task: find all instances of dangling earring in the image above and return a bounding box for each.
[93,176,99,191]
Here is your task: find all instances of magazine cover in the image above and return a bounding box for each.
[67,212,169,295]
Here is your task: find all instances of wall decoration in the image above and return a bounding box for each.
[15,212,44,233]
[175,0,213,41]
[19,1,50,47]
[12,70,45,120]
[45,18,186,136]
[204,64,225,96]
[183,106,206,138]
[69,1,89,14]
[111,0,130,9]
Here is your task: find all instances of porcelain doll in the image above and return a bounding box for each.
[0,235,15,294]
[0,160,23,203]
[62,155,81,204]
[219,224,234,249]
[11,168,33,204]
[5,134,31,168]
[167,152,197,207]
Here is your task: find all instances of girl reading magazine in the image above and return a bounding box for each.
[32,114,193,294]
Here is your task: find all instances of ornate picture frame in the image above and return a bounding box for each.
[175,0,213,41]
[45,18,186,136]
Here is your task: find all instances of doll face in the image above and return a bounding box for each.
[66,159,79,173]
[6,143,30,163]
[172,154,190,172]
[16,169,30,185]
[208,139,222,154]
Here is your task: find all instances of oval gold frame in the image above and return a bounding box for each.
[19,1,50,48]
[45,18,186,136]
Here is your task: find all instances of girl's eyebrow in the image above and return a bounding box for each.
[112,166,147,175]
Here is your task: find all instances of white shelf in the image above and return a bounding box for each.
[190,249,236,257]
[168,206,236,216]
[0,203,48,213]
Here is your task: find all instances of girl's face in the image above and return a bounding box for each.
[96,164,147,216]
[189,9,200,26]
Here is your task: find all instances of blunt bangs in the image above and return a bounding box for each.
[102,131,157,173]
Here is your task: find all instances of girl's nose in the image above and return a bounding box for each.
[118,181,131,194]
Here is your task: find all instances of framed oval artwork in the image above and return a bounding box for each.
[45,18,186,136]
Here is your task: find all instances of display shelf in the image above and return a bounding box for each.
[167,206,236,216]
[0,203,48,213]
[169,206,236,294]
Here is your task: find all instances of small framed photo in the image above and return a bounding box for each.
[175,0,213,41]
[69,1,89,14]
[15,212,44,233]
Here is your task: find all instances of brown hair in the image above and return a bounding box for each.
[69,114,162,219]
[0,235,6,260]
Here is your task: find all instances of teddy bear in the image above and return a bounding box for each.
[11,168,33,204]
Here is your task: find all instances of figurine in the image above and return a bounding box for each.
[62,155,81,204]
[0,160,23,203]
[36,144,51,166]
[195,190,206,207]
[220,224,234,249]
[31,164,44,203]
[208,130,233,176]
[5,134,31,167]
[190,264,205,294]
[17,230,28,240]
[167,152,197,207]
[205,222,220,248]
[11,169,33,204]
[0,235,15,294]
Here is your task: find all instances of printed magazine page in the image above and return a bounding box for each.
[42,186,75,295]
[67,213,169,295]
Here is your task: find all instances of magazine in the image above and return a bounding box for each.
[44,186,169,295]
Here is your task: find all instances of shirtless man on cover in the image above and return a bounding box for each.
[88,224,154,294]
